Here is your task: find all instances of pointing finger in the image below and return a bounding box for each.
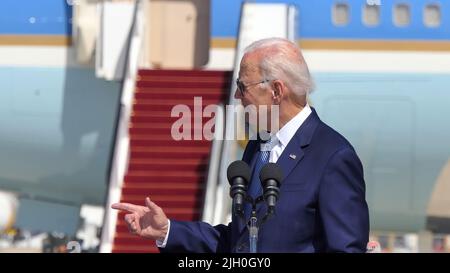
[111,202,140,213]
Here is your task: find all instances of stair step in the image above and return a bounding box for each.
[138,69,232,78]
[130,151,209,160]
[118,194,202,204]
[125,171,205,184]
[113,237,159,247]
[112,244,159,253]
[133,98,221,106]
[131,110,222,119]
[137,75,229,84]
[126,170,205,176]
[130,110,217,125]
[119,197,204,206]
[132,110,173,117]
[129,125,211,135]
[131,115,215,124]
[131,123,215,129]
[119,194,200,202]
[130,134,209,140]
[121,183,204,196]
[124,178,204,185]
[119,196,201,207]
[136,80,228,89]
[116,206,200,215]
[123,182,204,188]
[122,189,203,197]
[129,157,207,165]
[116,211,199,224]
[130,138,211,147]
[114,232,145,239]
[134,92,225,100]
[135,86,228,94]
[130,127,211,136]
[128,159,207,171]
[133,104,223,112]
[130,143,211,152]
[112,234,169,252]
[129,136,211,144]
[128,165,207,172]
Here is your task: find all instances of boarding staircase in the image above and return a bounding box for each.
[111,69,231,253]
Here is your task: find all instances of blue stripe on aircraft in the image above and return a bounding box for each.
[0,0,448,40]
[212,0,450,40]
[0,0,71,35]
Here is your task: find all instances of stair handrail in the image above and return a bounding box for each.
[210,1,247,226]
[201,104,225,223]
[99,0,145,253]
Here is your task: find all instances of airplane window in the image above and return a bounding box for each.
[363,4,380,26]
[393,3,411,27]
[424,4,441,28]
[333,3,350,26]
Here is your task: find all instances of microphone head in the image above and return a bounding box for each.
[259,163,283,186]
[227,160,251,185]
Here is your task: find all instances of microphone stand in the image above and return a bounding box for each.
[243,195,275,253]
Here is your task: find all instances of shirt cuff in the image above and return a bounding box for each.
[155,219,170,248]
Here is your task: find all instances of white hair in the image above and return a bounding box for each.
[244,37,314,98]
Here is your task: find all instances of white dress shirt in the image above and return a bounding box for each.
[270,104,312,163]
[156,104,312,248]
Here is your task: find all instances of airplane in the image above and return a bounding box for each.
[0,0,449,252]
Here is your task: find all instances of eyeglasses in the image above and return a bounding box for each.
[235,78,270,97]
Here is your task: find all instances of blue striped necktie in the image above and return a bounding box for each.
[244,136,278,220]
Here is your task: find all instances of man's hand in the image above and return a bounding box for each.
[111,197,169,241]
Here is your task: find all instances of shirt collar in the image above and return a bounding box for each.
[275,104,312,147]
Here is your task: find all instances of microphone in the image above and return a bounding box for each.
[227,160,251,217]
[259,163,283,213]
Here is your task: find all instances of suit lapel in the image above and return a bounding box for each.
[242,139,259,165]
[276,135,305,182]
[275,108,320,184]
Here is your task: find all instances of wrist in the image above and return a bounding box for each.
[157,221,169,242]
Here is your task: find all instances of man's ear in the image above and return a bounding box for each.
[271,80,284,103]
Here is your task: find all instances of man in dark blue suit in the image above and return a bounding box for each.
[112,38,369,253]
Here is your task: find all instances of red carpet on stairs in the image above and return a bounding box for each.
[112,69,232,253]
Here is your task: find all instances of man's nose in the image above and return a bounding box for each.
[234,88,241,99]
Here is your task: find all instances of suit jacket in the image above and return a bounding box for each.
[160,108,369,253]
